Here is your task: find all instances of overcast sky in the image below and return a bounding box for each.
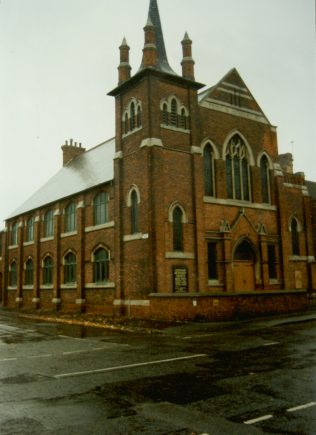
[0,0,315,229]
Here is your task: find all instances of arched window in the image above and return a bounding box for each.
[124,112,128,134]
[43,256,53,285]
[291,218,300,256]
[65,202,76,233]
[170,98,178,127]
[11,222,18,245]
[94,192,109,226]
[131,190,139,234]
[137,105,142,128]
[64,252,76,284]
[180,108,187,129]
[260,155,270,203]
[25,258,33,286]
[93,248,109,283]
[130,102,135,131]
[26,217,34,242]
[9,261,17,287]
[162,103,168,125]
[173,206,183,251]
[44,210,54,237]
[225,135,251,201]
[204,144,215,196]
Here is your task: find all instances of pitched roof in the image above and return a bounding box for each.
[8,138,115,219]
[198,68,271,125]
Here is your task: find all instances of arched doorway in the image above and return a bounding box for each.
[233,240,256,291]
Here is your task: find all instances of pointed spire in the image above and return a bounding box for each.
[139,0,177,75]
[118,37,131,84]
[181,31,195,80]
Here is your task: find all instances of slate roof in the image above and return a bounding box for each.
[8,138,115,219]
[139,0,177,75]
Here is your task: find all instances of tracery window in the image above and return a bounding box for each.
[25,258,34,286]
[173,206,183,251]
[93,248,109,283]
[260,155,270,203]
[225,135,251,201]
[170,98,178,127]
[64,252,76,284]
[43,256,53,285]
[94,192,109,226]
[26,217,34,242]
[123,99,142,135]
[161,96,189,131]
[204,144,215,197]
[44,210,54,237]
[291,218,300,256]
[65,202,76,233]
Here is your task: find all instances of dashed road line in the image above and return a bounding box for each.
[287,402,316,412]
[0,358,17,362]
[54,354,208,379]
[263,341,279,346]
[28,354,52,359]
[244,414,273,425]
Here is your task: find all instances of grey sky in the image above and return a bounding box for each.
[0,0,315,228]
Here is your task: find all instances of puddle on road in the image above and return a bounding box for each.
[0,373,49,385]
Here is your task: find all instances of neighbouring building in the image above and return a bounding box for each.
[1,0,315,320]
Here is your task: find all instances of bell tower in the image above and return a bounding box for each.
[108,0,205,310]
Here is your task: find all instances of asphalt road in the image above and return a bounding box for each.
[0,309,315,434]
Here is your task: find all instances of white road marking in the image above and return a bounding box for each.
[54,354,208,379]
[244,414,273,425]
[287,402,316,412]
[0,358,17,362]
[182,334,215,340]
[263,342,279,346]
[28,354,52,359]
[62,350,86,355]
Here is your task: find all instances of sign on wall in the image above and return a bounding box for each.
[173,266,188,293]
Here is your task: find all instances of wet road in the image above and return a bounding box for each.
[0,310,315,434]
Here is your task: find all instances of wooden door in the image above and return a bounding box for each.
[233,261,255,291]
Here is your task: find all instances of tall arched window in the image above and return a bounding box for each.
[9,261,17,287]
[64,252,76,284]
[94,192,109,226]
[11,222,18,245]
[43,256,53,285]
[137,105,142,128]
[131,190,139,234]
[260,155,270,203]
[130,102,135,131]
[25,258,33,286]
[170,98,178,127]
[93,248,109,283]
[204,144,215,197]
[291,218,300,256]
[173,207,183,251]
[65,202,76,233]
[162,103,168,125]
[180,108,187,129]
[44,210,54,237]
[124,112,128,134]
[26,217,34,242]
[225,135,251,201]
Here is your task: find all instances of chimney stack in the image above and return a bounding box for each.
[61,139,86,166]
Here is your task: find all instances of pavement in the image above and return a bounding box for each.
[2,305,316,337]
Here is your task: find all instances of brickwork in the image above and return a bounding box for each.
[1,0,315,319]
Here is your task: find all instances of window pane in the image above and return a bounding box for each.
[208,243,217,280]
[242,158,250,201]
[94,249,109,283]
[268,245,277,279]
[131,191,138,234]
[204,146,214,196]
[94,192,109,225]
[234,155,241,199]
[260,157,270,203]
[291,220,300,256]
[173,207,183,251]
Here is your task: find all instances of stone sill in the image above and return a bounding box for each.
[40,237,54,242]
[85,282,115,289]
[85,222,114,233]
[204,196,277,211]
[23,241,34,246]
[60,284,77,289]
[61,231,78,238]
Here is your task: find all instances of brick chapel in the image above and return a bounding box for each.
[1,0,316,320]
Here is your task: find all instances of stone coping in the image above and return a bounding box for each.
[149,289,307,298]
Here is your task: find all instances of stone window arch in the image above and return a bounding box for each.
[127,186,140,235]
[42,255,53,285]
[290,216,300,256]
[9,260,17,287]
[169,203,187,252]
[203,143,216,197]
[122,98,142,136]
[259,154,271,204]
[160,95,189,131]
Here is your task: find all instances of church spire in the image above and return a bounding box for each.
[140,0,177,75]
